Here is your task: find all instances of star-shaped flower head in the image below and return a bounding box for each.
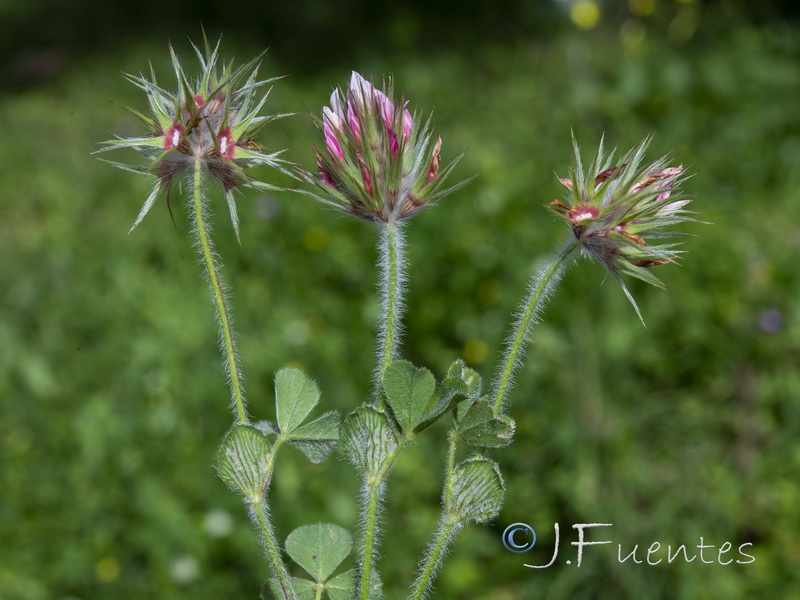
[548,135,694,320]
[305,71,468,223]
[97,36,290,242]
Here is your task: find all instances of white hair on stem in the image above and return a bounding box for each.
[188,160,249,422]
[374,221,408,396]
[410,518,464,600]
[492,242,577,413]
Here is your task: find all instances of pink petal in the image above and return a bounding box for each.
[347,101,362,144]
[329,89,345,121]
[374,89,395,129]
[324,121,345,162]
[387,129,399,159]
[349,71,373,107]
[323,107,342,131]
[402,108,412,141]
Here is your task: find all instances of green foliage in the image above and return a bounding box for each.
[217,425,272,502]
[275,368,322,436]
[454,399,515,448]
[284,412,341,464]
[3,7,800,600]
[449,458,505,524]
[265,523,381,600]
[340,408,398,475]
[382,360,437,437]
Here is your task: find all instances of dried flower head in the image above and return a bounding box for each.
[304,71,467,223]
[97,36,290,241]
[548,135,694,318]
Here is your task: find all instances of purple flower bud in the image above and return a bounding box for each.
[323,117,345,163]
[388,129,399,159]
[346,101,361,144]
[329,89,345,121]
[307,72,465,223]
[349,71,373,108]
[402,108,412,142]
[374,89,395,129]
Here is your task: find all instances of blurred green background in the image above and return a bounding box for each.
[2,0,799,598]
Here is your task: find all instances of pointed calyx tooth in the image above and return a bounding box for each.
[557,177,573,190]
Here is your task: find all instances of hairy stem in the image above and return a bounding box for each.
[410,518,460,600]
[375,222,407,408]
[356,446,405,600]
[191,157,248,423]
[251,498,296,600]
[492,241,578,415]
[410,432,461,599]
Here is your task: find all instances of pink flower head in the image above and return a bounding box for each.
[308,72,466,223]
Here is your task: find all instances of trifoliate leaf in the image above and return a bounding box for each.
[263,577,316,600]
[383,360,436,437]
[454,398,515,448]
[325,569,355,600]
[216,425,272,503]
[450,458,505,524]
[415,377,468,432]
[326,570,381,600]
[446,358,467,378]
[286,411,340,464]
[285,523,353,582]
[275,367,321,435]
[446,358,482,398]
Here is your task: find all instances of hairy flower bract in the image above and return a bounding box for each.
[548,136,695,317]
[97,36,290,241]
[305,71,467,223]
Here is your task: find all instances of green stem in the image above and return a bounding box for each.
[376,222,406,409]
[249,437,295,600]
[410,432,460,600]
[252,498,296,600]
[356,445,405,600]
[492,241,578,415]
[191,158,248,424]
[442,432,458,508]
[410,518,460,600]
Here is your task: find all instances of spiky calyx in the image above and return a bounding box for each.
[548,135,695,317]
[304,72,469,224]
[97,36,291,242]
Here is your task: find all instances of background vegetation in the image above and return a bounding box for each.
[2,0,799,598]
